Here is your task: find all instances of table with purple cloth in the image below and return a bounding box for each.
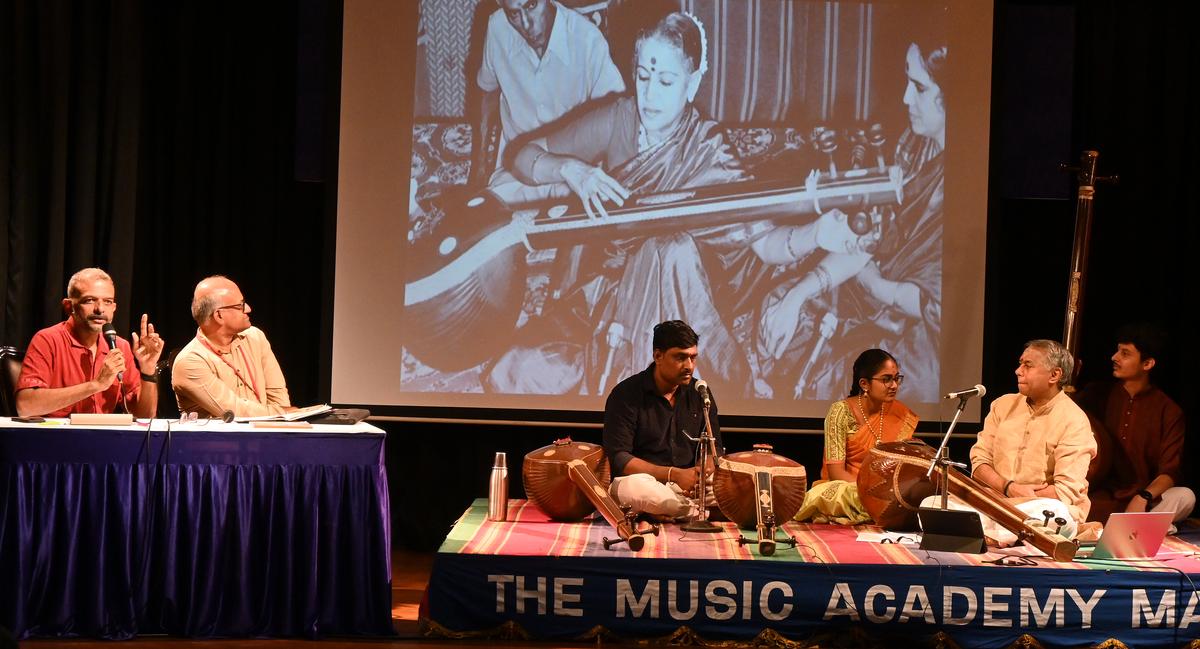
[0,418,392,639]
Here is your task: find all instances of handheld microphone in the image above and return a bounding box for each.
[102,323,123,382]
[694,379,711,408]
[944,384,986,400]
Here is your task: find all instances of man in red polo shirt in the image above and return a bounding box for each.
[15,267,164,418]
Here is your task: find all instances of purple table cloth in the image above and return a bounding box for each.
[0,422,392,639]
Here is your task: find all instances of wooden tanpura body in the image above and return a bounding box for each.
[522,438,611,521]
[857,440,1078,561]
[521,437,645,551]
[856,440,938,531]
[713,444,807,530]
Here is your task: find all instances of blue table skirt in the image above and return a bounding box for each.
[0,424,393,639]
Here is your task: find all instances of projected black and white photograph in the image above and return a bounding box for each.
[402,0,951,409]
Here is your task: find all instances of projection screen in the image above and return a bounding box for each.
[334,0,992,423]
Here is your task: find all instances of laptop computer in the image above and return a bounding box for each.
[1079,511,1173,559]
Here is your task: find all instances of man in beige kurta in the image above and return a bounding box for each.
[970,339,1096,535]
[172,276,293,418]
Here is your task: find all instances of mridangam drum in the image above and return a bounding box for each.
[522,438,610,521]
[713,444,807,529]
[521,437,645,551]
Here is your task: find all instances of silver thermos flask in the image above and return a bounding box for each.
[487,452,509,521]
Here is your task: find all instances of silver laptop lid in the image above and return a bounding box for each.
[1092,511,1174,560]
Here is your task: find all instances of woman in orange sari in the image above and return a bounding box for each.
[795,348,919,524]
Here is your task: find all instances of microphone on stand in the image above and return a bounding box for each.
[681,376,721,535]
[694,379,711,409]
[102,323,123,382]
[944,384,986,400]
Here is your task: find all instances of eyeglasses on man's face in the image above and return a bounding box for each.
[870,374,905,386]
[216,301,248,313]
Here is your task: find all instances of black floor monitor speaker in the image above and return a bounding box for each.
[918,506,987,554]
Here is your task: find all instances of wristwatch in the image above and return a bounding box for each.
[1137,489,1154,502]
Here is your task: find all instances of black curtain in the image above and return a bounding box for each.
[986,2,1200,478]
[131,1,339,411]
[1,0,340,411]
[1,0,143,340]
[2,1,1198,550]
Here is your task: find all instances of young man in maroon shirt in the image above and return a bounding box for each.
[1080,323,1193,528]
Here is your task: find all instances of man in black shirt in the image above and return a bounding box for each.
[603,320,722,517]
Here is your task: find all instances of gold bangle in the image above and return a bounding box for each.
[667,467,673,483]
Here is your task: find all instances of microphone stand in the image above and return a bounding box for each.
[925,394,971,509]
[681,398,723,534]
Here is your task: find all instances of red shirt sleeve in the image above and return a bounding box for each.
[16,329,55,391]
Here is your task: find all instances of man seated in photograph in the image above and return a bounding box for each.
[473,0,624,200]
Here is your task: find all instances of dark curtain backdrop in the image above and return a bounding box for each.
[1,0,340,413]
[1,0,143,342]
[1,1,1197,552]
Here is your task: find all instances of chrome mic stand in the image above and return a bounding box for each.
[926,393,971,509]
[681,383,722,533]
[918,392,987,554]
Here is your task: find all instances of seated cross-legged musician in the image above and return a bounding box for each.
[1078,323,1194,529]
[172,276,295,419]
[602,320,719,520]
[16,267,163,419]
[794,348,919,524]
[965,339,1097,545]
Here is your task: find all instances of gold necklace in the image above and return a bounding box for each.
[856,394,888,445]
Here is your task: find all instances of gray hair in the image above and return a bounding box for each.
[1024,339,1074,387]
[191,275,228,325]
[66,268,114,299]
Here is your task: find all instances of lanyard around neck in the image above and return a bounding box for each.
[198,336,262,402]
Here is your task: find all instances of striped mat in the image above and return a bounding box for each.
[440,498,1200,574]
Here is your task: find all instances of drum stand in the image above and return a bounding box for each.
[602,505,661,550]
[681,402,723,534]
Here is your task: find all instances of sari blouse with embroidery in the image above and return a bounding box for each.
[821,397,919,480]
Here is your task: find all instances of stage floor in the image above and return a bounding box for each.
[421,499,1200,649]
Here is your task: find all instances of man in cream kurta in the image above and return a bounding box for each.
[172,276,293,418]
[967,339,1097,541]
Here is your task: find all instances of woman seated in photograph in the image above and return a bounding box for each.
[487,10,864,397]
